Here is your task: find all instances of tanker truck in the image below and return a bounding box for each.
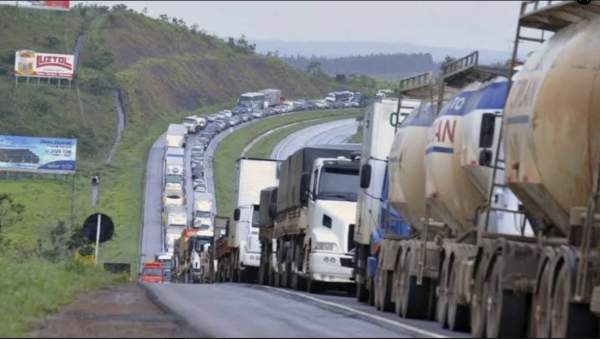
[264,144,361,292]
[472,3,600,338]
[369,50,530,333]
[353,97,420,303]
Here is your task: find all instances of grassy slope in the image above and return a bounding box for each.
[214,109,360,217]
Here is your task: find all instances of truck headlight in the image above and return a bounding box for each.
[314,242,338,252]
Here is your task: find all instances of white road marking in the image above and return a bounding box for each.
[264,286,449,339]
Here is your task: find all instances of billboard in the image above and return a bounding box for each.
[14,50,75,80]
[0,135,77,174]
[19,1,70,11]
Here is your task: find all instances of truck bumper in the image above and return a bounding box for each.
[309,252,353,283]
[241,252,261,268]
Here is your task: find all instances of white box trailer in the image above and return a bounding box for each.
[166,124,187,148]
[224,157,280,282]
[260,89,282,107]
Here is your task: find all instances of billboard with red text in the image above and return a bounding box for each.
[14,50,75,80]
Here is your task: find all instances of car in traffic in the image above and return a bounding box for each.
[163,192,184,207]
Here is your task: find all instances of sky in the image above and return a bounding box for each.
[72,1,523,53]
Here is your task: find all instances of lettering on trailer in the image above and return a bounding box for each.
[426,117,457,155]
[36,55,72,70]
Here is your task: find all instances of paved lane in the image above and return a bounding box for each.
[139,135,166,271]
[271,119,358,160]
[144,283,431,338]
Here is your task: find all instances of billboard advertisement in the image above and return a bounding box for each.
[19,1,70,11]
[0,135,77,174]
[14,50,75,80]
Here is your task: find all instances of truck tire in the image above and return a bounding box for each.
[470,265,487,337]
[356,246,369,302]
[436,257,449,327]
[356,280,368,303]
[550,264,597,338]
[307,277,322,294]
[378,270,394,312]
[447,261,469,331]
[485,257,528,338]
[399,252,430,319]
[532,262,552,338]
[368,276,375,306]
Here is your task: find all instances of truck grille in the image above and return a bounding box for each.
[348,224,355,252]
[340,258,354,268]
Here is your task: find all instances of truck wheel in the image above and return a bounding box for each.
[356,280,368,303]
[436,258,449,327]
[307,277,321,294]
[400,252,430,319]
[447,262,469,331]
[485,258,528,338]
[368,276,375,306]
[380,270,395,312]
[470,267,487,337]
[532,262,552,338]
[550,264,597,338]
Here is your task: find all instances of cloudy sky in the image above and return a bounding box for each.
[72,1,523,53]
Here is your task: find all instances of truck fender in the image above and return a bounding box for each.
[533,246,557,295]
[551,245,579,299]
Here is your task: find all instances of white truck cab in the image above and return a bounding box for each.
[164,206,187,255]
[305,157,360,284]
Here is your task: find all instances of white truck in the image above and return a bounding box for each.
[259,145,361,293]
[216,157,279,283]
[165,147,184,176]
[166,123,187,148]
[193,192,214,233]
[163,205,187,255]
[260,89,282,107]
[353,97,420,302]
[183,115,207,134]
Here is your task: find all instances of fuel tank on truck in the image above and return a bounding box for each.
[424,78,509,234]
[503,16,600,236]
[388,102,441,232]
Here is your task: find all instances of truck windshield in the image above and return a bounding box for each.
[184,118,196,124]
[166,175,181,183]
[143,268,162,276]
[318,167,359,202]
[195,211,211,218]
[252,205,260,227]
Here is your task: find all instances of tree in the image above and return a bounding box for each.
[306,61,323,76]
[0,194,24,233]
[142,7,148,15]
[159,14,169,22]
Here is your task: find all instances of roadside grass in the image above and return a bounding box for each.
[349,125,363,143]
[0,103,229,338]
[213,108,360,217]
[0,257,125,337]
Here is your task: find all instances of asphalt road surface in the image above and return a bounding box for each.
[139,134,166,269]
[144,283,458,338]
[271,118,358,160]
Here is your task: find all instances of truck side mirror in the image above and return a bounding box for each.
[360,164,371,189]
[300,173,311,204]
[233,208,240,221]
[479,113,496,148]
[479,150,493,167]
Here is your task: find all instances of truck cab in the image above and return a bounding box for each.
[141,262,163,284]
[305,156,360,284]
[234,204,262,269]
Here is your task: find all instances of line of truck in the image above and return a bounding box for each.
[211,2,600,337]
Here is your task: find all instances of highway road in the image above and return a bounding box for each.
[271,118,358,160]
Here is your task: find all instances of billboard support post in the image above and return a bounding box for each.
[94,213,102,265]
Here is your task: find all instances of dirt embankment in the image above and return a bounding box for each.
[29,284,197,338]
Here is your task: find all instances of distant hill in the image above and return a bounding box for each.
[281,53,438,80]
[0,4,358,163]
[254,39,513,65]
